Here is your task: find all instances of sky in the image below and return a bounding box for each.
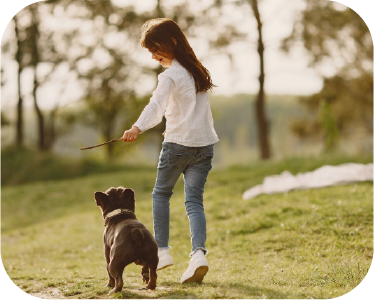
[1,0,372,112]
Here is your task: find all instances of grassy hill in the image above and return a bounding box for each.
[1,154,372,299]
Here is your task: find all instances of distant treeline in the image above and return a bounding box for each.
[2,0,372,161]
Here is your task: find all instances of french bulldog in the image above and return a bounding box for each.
[94,187,158,293]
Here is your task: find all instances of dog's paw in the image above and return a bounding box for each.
[105,280,115,288]
[109,288,120,295]
[146,283,156,290]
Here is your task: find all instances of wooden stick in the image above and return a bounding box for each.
[80,138,123,150]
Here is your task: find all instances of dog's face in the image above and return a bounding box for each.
[95,187,135,217]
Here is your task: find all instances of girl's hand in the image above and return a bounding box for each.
[122,126,141,142]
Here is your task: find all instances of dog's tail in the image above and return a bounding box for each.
[131,228,145,246]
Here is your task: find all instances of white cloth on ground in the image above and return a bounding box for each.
[242,163,373,200]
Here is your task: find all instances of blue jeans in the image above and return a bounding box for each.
[152,142,214,256]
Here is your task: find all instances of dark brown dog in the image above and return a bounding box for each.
[94,187,158,294]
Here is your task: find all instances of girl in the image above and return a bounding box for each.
[122,18,219,284]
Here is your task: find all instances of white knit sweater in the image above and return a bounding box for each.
[133,59,219,147]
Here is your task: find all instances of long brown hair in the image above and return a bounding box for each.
[140,18,216,92]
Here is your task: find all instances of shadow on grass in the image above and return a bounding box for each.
[21,279,294,299]
[144,281,292,299]
[114,289,201,299]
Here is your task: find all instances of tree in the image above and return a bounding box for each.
[282,0,373,150]
[29,4,46,150]
[1,111,10,127]
[14,15,25,148]
[210,0,271,159]
[60,0,147,158]
[76,55,141,158]
[249,0,270,159]
[6,1,75,151]
[6,4,47,150]
[1,69,9,127]
[2,13,26,147]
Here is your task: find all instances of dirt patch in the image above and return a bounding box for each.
[29,287,65,299]
[28,285,172,299]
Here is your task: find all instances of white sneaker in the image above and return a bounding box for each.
[180,250,209,283]
[157,248,174,270]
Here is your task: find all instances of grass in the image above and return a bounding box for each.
[1,147,140,186]
[1,153,373,298]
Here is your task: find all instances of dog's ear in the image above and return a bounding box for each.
[122,188,135,201]
[94,191,108,207]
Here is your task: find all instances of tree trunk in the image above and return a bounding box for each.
[102,85,115,159]
[105,119,114,158]
[45,108,57,151]
[156,0,164,18]
[14,16,24,148]
[30,5,46,151]
[33,66,45,150]
[250,0,270,159]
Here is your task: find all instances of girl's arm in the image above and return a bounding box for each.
[122,76,173,142]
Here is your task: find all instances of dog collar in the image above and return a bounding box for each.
[105,208,135,219]
[104,209,135,226]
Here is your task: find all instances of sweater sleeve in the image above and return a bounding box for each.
[133,76,174,133]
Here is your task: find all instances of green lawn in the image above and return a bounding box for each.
[1,155,373,299]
